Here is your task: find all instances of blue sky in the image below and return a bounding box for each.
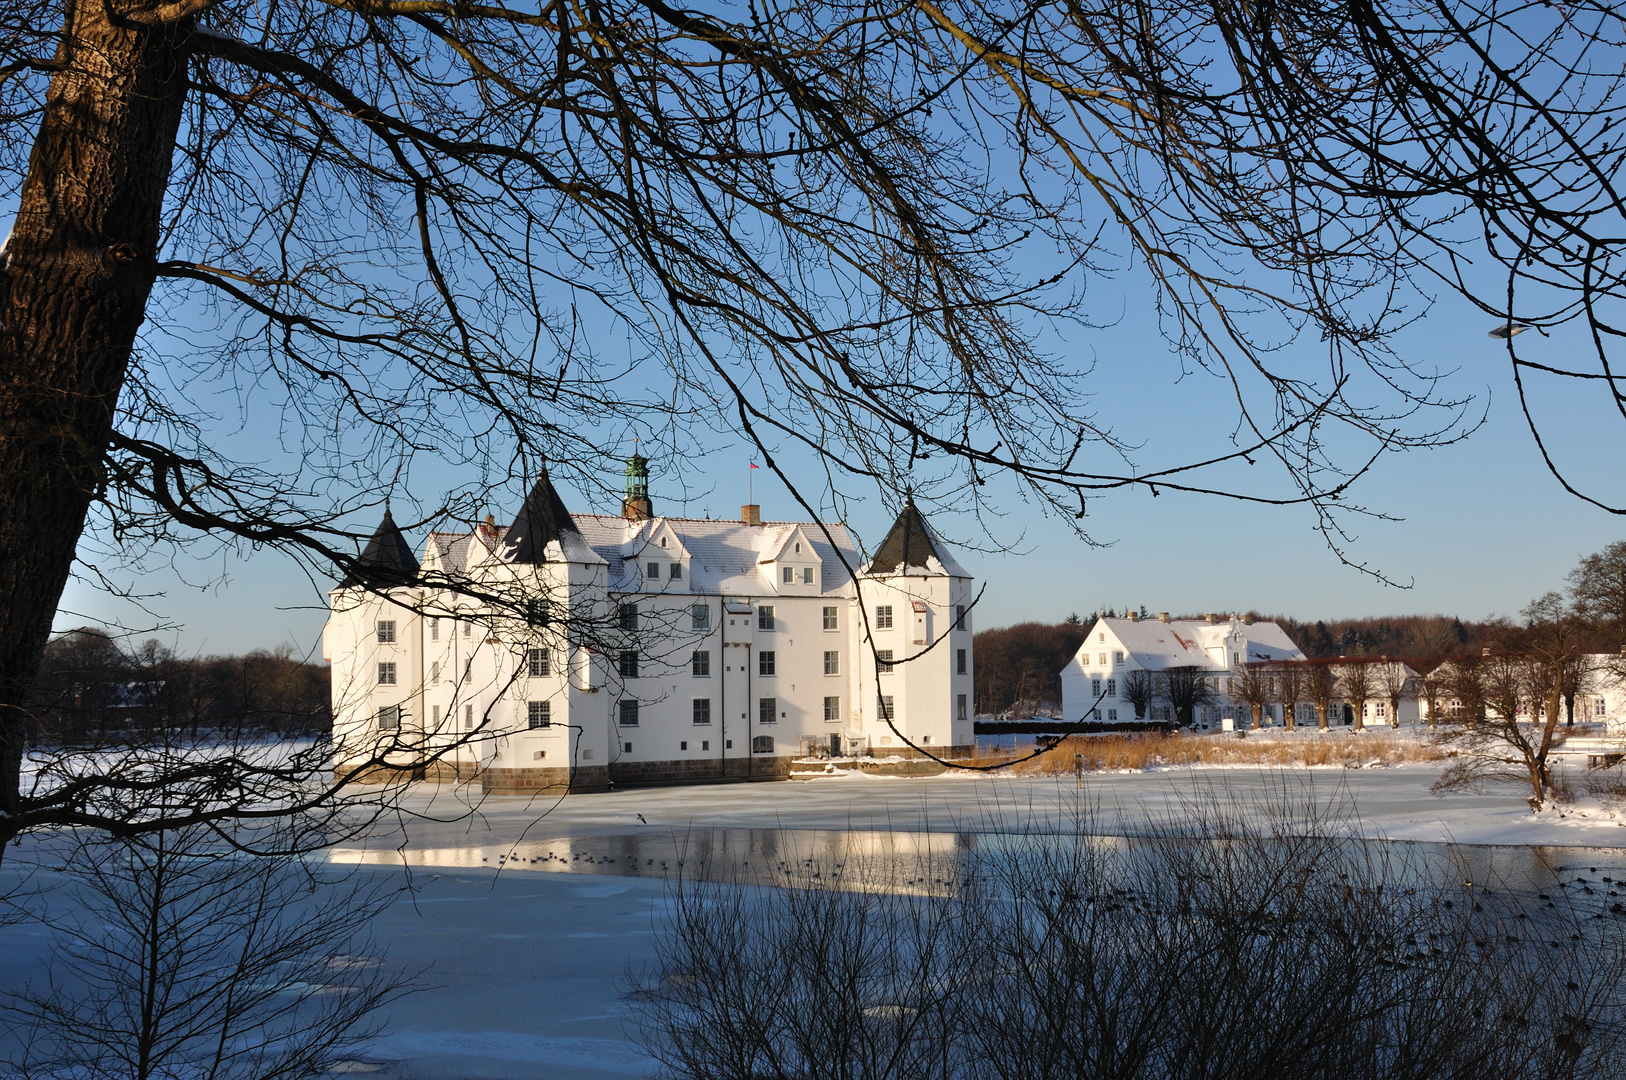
[54,259,1625,659]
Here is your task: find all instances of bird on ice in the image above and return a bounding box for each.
[637,813,647,825]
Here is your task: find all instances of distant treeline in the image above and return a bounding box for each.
[27,628,331,744]
[972,621,1087,716]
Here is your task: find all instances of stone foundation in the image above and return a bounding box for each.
[338,752,861,794]
[480,764,609,794]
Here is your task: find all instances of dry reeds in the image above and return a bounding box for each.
[957,730,1444,774]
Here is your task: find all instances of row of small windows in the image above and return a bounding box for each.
[379,692,968,734]
[377,702,477,731]
[388,644,970,687]
[387,602,969,643]
[612,697,844,726]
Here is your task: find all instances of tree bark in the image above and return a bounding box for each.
[0,0,190,843]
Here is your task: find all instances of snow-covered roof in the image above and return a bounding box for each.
[1080,616,1307,672]
[862,500,970,578]
[573,515,860,596]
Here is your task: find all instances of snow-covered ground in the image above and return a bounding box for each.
[9,761,1626,1080]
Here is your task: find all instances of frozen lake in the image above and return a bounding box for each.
[8,763,1626,1079]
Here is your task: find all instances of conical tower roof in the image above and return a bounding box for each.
[338,505,420,588]
[867,498,955,575]
[505,467,583,564]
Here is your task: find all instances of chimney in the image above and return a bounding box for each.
[741,504,761,526]
[1158,611,1170,623]
[1206,613,1216,624]
[1127,610,1139,623]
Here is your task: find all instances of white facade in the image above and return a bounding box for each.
[1060,614,1308,727]
[324,472,975,791]
[1421,654,1626,729]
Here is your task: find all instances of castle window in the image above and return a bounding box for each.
[877,650,894,674]
[759,697,777,724]
[1092,679,1101,697]
[619,651,639,678]
[464,704,473,730]
[802,567,814,584]
[693,699,712,725]
[783,566,794,584]
[525,598,549,625]
[692,650,711,677]
[877,695,894,720]
[432,704,441,727]
[759,651,776,677]
[377,662,397,685]
[619,603,638,630]
[824,651,839,676]
[463,621,471,638]
[758,606,775,631]
[875,605,893,629]
[1108,709,1118,721]
[670,562,682,580]
[647,562,660,578]
[957,694,967,721]
[956,605,966,631]
[528,701,551,729]
[823,606,839,631]
[377,705,400,730]
[376,620,396,643]
[527,649,550,677]
[430,661,440,684]
[618,699,640,727]
[691,603,710,630]
[957,649,966,675]
[824,697,840,723]
[430,618,439,641]
[1113,651,1124,665]
[752,735,775,754]
[1107,678,1116,696]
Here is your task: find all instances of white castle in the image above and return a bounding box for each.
[323,456,976,791]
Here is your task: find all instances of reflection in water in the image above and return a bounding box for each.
[330,827,1626,901]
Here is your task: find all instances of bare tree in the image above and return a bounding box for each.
[1161,667,1215,730]
[637,793,1626,1079]
[1570,542,1626,652]
[1375,660,1414,730]
[1304,662,1338,731]
[8,0,1626,850]
[1120,669,1157,722]
[1562,654,1597,728]
[1438,613,1585,810]
[4,822,411,1079]
[1272,661,1305,731]
[1337,661,1375,731]
[1446,653,1487,728]
[1235,664,1275,731]
[1418,664,1448,729]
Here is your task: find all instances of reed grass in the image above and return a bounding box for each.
[956,730,1445,774]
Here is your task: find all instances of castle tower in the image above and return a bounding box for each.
[622,452,653,521]
[338,503,420,588]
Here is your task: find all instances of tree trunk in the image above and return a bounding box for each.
[1317,703,1328,730]
[0,1,190,846]
[1250,704,1262,730]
